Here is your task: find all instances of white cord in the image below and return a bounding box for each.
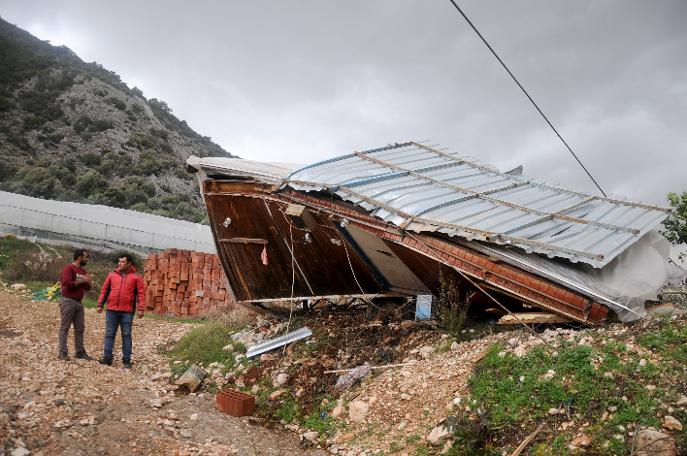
[282,224,296,354]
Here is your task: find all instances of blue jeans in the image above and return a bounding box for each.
[103,311,133,362]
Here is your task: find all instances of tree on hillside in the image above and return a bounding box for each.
[663,191,687,260]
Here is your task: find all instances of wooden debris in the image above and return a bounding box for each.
[498,312,573,325]
[510,424,544,456]
[323,362,416,374]
[471,349,488,363]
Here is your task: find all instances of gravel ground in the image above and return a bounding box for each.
[0,287,323,456]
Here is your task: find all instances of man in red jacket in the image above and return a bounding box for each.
[96,253,145,368]
[58,249,93,360]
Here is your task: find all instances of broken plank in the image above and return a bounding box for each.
[219,237,269,245]
[498,312,573,325]
[509,424,544,456]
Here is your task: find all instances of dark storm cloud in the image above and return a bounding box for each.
[2,0,685,204]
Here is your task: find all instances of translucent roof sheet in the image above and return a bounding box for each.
[285,142,670,268]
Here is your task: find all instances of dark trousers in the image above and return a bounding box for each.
[103,310,133,362]
[58,297,85,355]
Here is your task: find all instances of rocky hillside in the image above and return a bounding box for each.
[0,17,233,223]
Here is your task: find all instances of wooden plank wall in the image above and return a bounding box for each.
[143,249,235,317]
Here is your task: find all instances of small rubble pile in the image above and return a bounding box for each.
[2,282,34,298]
[231,317,290,347]
[143,249,235,317]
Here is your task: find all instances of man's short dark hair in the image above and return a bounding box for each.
[73,249,88,260]
[117,252,136,266]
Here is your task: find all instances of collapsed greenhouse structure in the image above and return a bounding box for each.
[187,142,683,325]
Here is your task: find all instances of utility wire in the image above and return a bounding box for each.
[446,0,608,197]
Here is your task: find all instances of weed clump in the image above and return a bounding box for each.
[436,271,472,336]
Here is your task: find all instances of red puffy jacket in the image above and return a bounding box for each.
[97,266,145,314]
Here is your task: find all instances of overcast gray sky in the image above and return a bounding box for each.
[2,0,685,205]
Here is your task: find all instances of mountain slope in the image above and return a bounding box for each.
[0,17,233,223]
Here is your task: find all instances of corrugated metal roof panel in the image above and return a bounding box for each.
[285,142,670,268]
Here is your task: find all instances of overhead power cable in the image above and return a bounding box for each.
[446,0,608,197]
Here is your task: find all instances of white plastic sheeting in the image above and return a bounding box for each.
[0,190,215,254]
[467,231,686,322]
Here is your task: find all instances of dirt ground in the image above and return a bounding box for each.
[0,288,325,456]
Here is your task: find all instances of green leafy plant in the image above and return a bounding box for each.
[663,191,687,259]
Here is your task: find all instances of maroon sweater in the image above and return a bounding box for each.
[60,263,91,302]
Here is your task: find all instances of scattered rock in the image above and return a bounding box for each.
[302,431,320,443]
[334,432,355,444]
[150,398,163,409]
[426,425,450,446]
[348,401,369,422]
[513,345,527,357]
[10,283,27,291]
[11,448,31,456]
[272,373,290,388]
[190,413,198,421]
[175,364,207,393]
[419,346,435,359]
[269,389,286,401]
[634,428,677,456]
[662,415,683,431]
[79,416,96,426]
[331,402,345,419]
[675,395,687,407]
[570,434,591,447]
[53,420,72,429]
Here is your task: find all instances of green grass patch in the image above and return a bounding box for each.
[274,395,299,423]
[638,319,687,363]
[82,296,98,309]
[25,280,53,291]
[301,395,339,436]
[406,434,421,444]
[412,445,431,456]
[0,236,133,306]
[169,362,191,378]
[461,320,687,454]
[144,313,207,325]
[166,321,245,368]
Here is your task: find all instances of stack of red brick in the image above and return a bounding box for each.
[143,249,235,317]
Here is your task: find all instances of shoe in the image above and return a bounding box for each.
[58,353,70,361]
[98,357,113,366]
[122,360,132,369]
[75,352,93,360]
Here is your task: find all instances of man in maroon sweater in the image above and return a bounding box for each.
[59,249,93,360]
